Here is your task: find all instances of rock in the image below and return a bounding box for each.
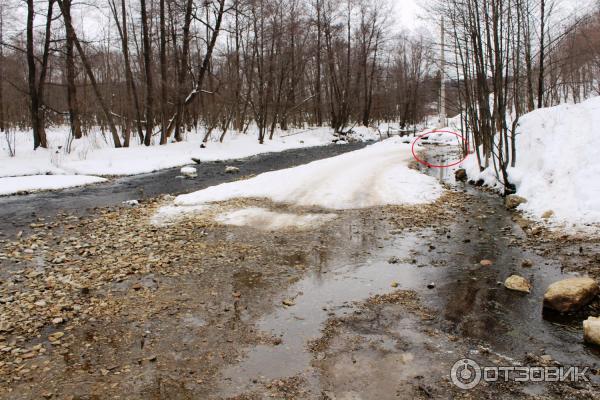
[454,168,467,182]
[543,277,599,312]
[479,259,493,267]
[51,256,66,264]
[191,157,202,164]
[529,226,542,236]
[49,332,64,341]
[282,299,295,307]
[200,143,206,149]
[391,281,399,288]
[521,259,533,268]
[122,200,139,207]
[583,316,600,346]
[427,282,435,289]
[51,317,63,325]
[388,256,400,264]
[504,275,531,293]
[541,210,554,219]
[180,166,197,178]
[225,166,240,174]
[505,195,527,210]
[539,354,554,366]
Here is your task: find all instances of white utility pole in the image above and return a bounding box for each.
[439,16,447,128]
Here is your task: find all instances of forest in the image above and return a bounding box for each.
[0,0,600,184]
[0,0,441,149]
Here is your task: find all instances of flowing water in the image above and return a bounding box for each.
[216,144,600,398]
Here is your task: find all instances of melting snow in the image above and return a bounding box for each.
[172,137,444,210]
[215,207,337,230]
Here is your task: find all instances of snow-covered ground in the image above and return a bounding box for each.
[421,130,464,146]
[161,137,443,228]
[462,96,600,233]
[0,126,378,196]
[0,175,107,196]
[216,207,338,230]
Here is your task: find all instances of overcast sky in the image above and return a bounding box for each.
[4,0,597,42]
[394,0,423,30]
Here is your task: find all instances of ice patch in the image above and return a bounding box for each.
[151,204,211,226]
[215,207,337,230]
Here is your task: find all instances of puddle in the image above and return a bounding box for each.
[218,230,437,396]
[217,144,600,397]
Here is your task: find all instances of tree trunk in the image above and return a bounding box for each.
[315,0,322,126]
[0,3,5,133]
[537,0,546,109]
[159,0,168,144]
[57,0,122,147]
[140,0,154,146]
[63,0,82,139]
[26,0,47,149]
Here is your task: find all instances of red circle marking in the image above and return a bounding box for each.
[411,130,471,169]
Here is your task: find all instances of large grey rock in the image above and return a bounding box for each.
[505,195,527,210]
[543,277,599,312]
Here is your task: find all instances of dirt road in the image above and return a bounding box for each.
[1,144,599,399]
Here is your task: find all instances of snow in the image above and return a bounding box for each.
[180,166,197,177]
[1,125,377,195]
[172,137,444,210]
[462,96,600,232]
[151,204,211,226]
[421,130,463,146]
[1,126,370,178]
[0,175,106,196]
[215,207,338,230]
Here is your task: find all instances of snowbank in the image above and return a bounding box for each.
[0,175,106,196]
[1,127,348,178]
[462,97,600,231]
[172,137,444,210]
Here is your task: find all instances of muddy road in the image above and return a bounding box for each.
[1,144,600,399]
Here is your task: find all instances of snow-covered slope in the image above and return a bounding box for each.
[463,96,600,231]
[171,137,443,210]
